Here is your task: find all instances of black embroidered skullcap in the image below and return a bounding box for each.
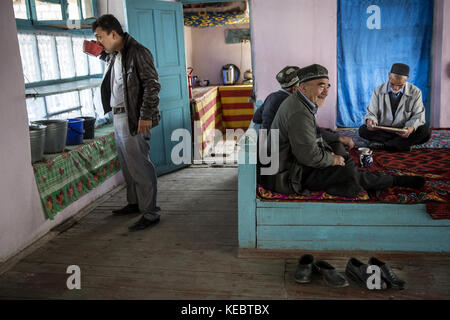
[298,64,329,84]
[390,63,410,77]
[276,66,300,88]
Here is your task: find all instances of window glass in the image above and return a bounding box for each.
[67,0,81,20]
[37,35,60,80]
[55,36,76,79]
[35,0,63,21]
[79,88,95,116]
[18,33,41,83]
[26,97,47,121]
[72,37,89,76]
[50,109,82,120]
[13,0,28,19]
[45,91,80,115]
[81,0,94,19]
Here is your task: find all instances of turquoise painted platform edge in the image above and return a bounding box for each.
[237,133,450,252]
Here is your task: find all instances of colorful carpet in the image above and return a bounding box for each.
[257,145,449,219]
[257,184,369,202]
[184,10,249,28]
[350,148,450,219]
[337,128,450,149]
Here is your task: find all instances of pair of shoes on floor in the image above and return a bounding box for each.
[112,204,161,216]
[294,254,349,288]
[345,257,406,290]
[128,214,160,231]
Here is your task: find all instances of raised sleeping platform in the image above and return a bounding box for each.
[237,129,450,252]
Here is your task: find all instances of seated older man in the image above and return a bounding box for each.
[359,63,431,152]
[253,66,354,158]
[265,64,425,198]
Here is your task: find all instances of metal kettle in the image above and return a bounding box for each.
[222,64,240,85]
[225,65,235,85]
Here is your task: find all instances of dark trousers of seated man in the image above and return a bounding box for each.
[359,124,431,151]
[258,141,349,185]
[301,158,394,198]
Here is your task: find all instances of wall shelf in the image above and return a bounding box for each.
[25,78,102,98]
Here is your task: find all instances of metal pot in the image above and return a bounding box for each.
[32,120,68,154]
[29,124,46,163]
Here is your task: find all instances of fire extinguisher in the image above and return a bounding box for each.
[187,67,194,99]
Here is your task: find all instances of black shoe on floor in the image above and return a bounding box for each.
[128,215,160,231]
[345,258,387,290]
[294,254,314,283]
[368,141,385,150]
[313,260,349,288]
[368,257,406,290]
[112,203,140,215]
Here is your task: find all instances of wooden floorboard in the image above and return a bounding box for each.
[0,166,449,300]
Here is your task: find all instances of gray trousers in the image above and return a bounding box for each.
[113,113,159,219]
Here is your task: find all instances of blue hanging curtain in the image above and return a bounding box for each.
[337,0,434,128]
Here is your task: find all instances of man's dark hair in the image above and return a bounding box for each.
[92,14,124,36]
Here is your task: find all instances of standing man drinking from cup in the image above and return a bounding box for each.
[92,14,161,231]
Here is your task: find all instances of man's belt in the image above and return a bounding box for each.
[113,107,126,114]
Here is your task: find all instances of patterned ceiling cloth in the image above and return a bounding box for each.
[184,10,249,28]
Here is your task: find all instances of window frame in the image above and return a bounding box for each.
[15,0,102,121]
[16,0,101,89]
[16,0,97,29]
[19,30,104,89]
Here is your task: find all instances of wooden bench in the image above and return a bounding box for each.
[237,132,450,252]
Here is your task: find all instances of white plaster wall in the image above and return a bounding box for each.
[0,1,43,262]
[442,1,450,128]
[249,0,337,129]
[0,1,124,262]
[189,24,252,85]
[96,0,126,28]
[184,26,194,69]
[431,0,450,128]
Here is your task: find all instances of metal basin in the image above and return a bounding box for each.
[31,120,68,154]
[29,124,46,163]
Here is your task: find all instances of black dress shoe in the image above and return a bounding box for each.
[345,258,388,290]
[368,141,385,150]
[294,254,314,283]
[112,203,140,215]
[368,257,406,290]
[313,260,349,288]
[128,215,160,231]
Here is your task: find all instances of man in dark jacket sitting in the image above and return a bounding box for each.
[253,66,300,129]
[266,64,425,198]
[254,66,354,158]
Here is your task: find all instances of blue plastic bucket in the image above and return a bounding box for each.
[66,118,85,145]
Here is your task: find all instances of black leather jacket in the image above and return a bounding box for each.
[100,33,161,135]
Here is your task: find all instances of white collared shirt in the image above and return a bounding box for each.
[110,52,125,108]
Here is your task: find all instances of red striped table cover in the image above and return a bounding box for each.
[192,87,223,157]
[218,85,254,130]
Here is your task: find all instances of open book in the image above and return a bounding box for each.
[373,125,408,134]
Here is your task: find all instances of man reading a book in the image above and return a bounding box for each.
[359,63,431,152]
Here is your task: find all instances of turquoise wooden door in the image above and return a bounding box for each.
[124,0,191,175]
